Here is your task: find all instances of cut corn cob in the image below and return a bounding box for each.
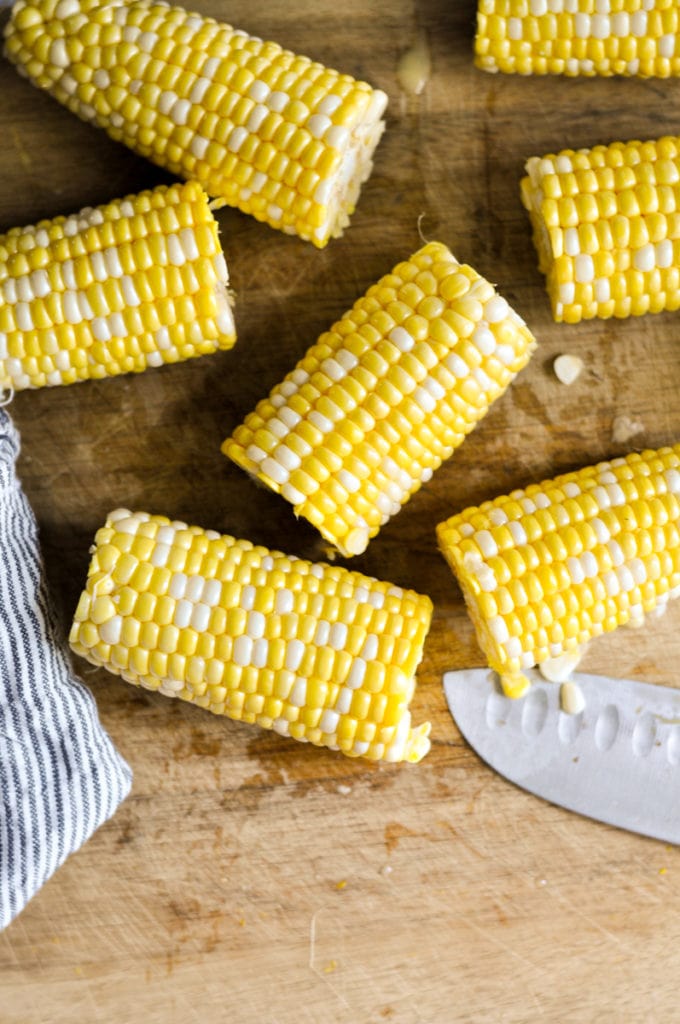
[4,0,388,248]
[475,0,680,78]
[437,444,680,698]
[0,180,235,389]
[224,241,537,558]
[70,509,433,762]
[522,135,680,323]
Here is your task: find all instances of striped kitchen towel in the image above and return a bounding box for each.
[0,410,131,930]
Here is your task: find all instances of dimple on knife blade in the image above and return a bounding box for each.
[443,667,680,843]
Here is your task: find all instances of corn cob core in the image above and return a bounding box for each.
[224,242,536,558]
[70,509,433,762]
[0,180,234,389]
[521,135,680,323]
[5,0,388,249]
[475,0,680,78]
[437,444,680,698]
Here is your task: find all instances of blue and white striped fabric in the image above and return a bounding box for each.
[0,410,131,930]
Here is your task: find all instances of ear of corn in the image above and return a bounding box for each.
[475,1,680,78]
[223,241,536,558]
[4,0,388,249]
[437,444,680,698]
[0,180,235,390]
[69,509,433,763]
[521,135,680,324]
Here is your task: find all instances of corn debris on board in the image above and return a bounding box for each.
[0,180,235,390]
[70,510,433,762]
[4,0,388,248]
[475,0,680,78]
[224,242,537,558]
[521,135,680,323]
[437,444,680,699]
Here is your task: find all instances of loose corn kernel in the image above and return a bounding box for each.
[69,509,433,763]
[223,242,536,557]
[0,181,235,390]
[4,0,388,248]
[475,1,680,78]
[521,135,680,323]
[437,444,680,696]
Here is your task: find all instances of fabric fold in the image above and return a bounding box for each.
[0,410,131,930]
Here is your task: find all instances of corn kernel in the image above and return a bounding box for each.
[438,444,680,696]
[6,0,388,247]
[224,242,536,557]
[0,181,235,390]
[475,4,680,78]
[523,135,680,323]
[70,509,433,764]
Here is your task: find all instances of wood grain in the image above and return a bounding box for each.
[2,2,680,1022]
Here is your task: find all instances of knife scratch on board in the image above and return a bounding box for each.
[308,905,351,1010]
[548,878,640,955]
[9,126,33,172]
[460,916,547,1011]
[239,245,317,300]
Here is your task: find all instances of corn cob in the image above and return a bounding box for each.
[70,509,433,762]
[521,135,680,324]
[437,444,680,698]
[0,180,235,390]
[224,241,536,558]
[4,0,388,249]
[475,0,680,78]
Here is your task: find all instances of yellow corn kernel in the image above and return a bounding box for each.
[223,241,536,557]
[0,181,235,390]
[5,0,388,248]
[521,135,680,323]
[69,509,433,763]
[437,444,680,696]
[475,2,680,78]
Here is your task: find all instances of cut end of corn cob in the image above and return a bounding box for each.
[437,444,680,697]
[0,179,235,389]
[521,135,680,324]
[224,241,537,557]
[5,0,388,248]
[475,1,680,78]
[69,509,433,763]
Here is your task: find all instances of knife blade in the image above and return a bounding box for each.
[443,667,680,843]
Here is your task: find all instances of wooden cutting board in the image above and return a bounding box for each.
[2,2,680,1021]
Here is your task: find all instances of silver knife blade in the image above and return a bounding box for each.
[443,667,680,843]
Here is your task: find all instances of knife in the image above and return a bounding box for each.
[443,667,680,843]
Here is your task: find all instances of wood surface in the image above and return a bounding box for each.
[2,2,680,1021]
